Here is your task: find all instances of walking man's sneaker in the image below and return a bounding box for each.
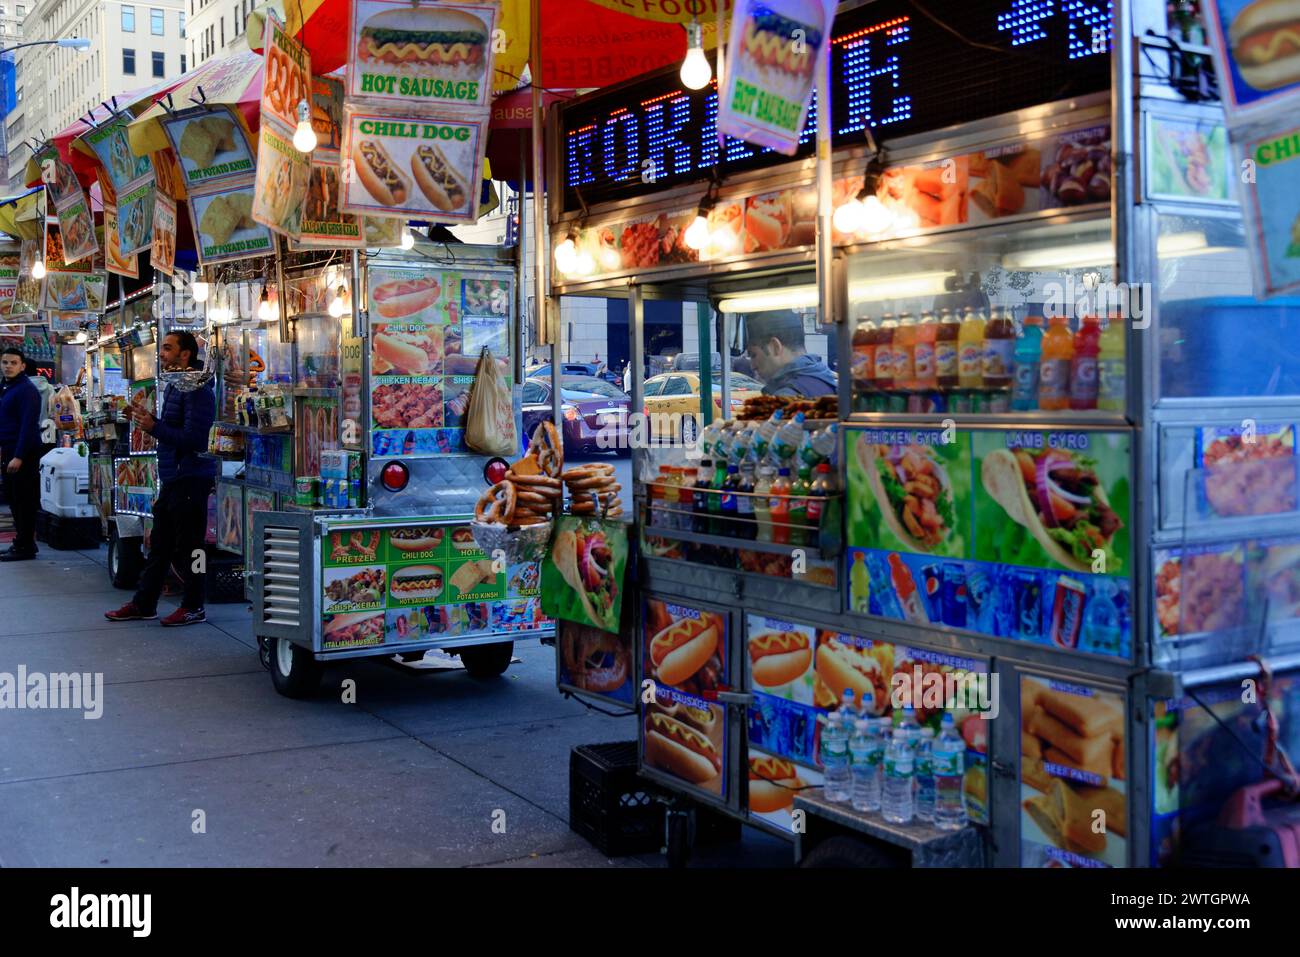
[160,607,206,627]
[105,602,158,621]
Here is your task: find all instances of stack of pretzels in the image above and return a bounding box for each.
[563,464,622,518]
[473,422,564,528]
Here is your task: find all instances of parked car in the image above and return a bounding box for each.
[525,362,621,387]
[643,371,763,442]
[521,375,631,456]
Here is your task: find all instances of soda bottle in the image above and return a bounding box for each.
[709,456,728,535]
[788,463,812,547]
[850,551,870,613]
[693,459,713,533]
[982,307,1016,391]
[769,467,792,545]
[806,462,833,545]
[821,712,851,803]
[1038,315,1074,410]
[753,463,775,542]
[852,318,876,399]
[1011,315,1044,411]
[957,307,986,390]
[736,459,756,541]
[849,718,879,812]
[1097,315,1126,412]
[874,315,897,394]
[679,467,698,531]
[914,727,937,822]
[933,713,967,830]
[1070,315,1101,411]
[893,311,917,391]
[889,553,930,624]
[881,730,915,824]
[913,310,938,391]
[935,308,960,391]
[720,464,741,537]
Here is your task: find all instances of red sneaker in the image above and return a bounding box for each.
[105,602,158,622]
[160,607,207,627]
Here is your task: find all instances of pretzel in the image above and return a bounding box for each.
[531,421,563,477]
[562,464,615,481]
[566,474,619,491]
[474,481,517,525]
[514,487,558,505]
[507,471,561,489]
[513,513,548,526]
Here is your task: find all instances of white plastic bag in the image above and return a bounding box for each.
[464,349,517,457]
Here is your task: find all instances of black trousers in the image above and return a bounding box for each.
[1,449,40,552]
[134,477,214,612]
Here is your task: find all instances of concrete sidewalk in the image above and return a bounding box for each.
[0,545,790,867]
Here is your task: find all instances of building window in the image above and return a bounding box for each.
[180,54,186,73]
[152,51,164,76]
[15,87,21,103]
[121,4,134,30]
[123,48,135,74]
[219,16,224,46]
[179,11,184,37]
[16,4,23,15]
[151,8,163,34]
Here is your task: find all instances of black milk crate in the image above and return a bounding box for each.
[205,550,247,604]
[570,741,664,857]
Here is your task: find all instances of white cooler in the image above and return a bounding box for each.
[40,447,95,519]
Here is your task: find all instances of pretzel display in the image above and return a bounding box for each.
[532,421,563,477]
[474,480,517,525]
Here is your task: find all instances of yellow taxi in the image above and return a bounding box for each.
[643,371,764,442]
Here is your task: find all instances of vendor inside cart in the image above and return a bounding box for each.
[743,312,837,398]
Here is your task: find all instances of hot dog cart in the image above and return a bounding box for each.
[246,242,554,697]
[548,0,1300,867]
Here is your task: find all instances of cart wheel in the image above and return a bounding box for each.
[800,835,904,869]
[269,636,323,698]
[257,636,272,671]
[107,530,142,590]
[459,641,513,678]
[665,810,691,869]
[679,415,699,446]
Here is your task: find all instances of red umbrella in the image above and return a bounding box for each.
[486,89,568,185]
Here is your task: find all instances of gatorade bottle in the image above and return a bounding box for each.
[935,308,960,392]
[1070,315,1101,411]
[1097,315,1126,412]
[913,310,938,391]
[893,312,917,391]
[874,314,897,394]
[852,318,876,398]
[788,464,812,547]
[1038,315,1074,411]
[1011,315,1044,411]
[770,468,792,545]
[850,551,870,613]
[957,307,985,390]
[982,307,1016,391]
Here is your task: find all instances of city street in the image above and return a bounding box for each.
[0,534,787,868]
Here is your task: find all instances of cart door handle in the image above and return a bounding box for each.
[713,690,753,708]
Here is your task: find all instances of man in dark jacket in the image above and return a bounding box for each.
[0,347,43,560]
[744,313,838,397]
[106,332,217,626]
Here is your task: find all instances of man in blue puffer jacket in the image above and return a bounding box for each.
[106,331,217,627]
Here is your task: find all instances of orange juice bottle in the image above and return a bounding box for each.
[1038,315,1074,410]
[874,314,897,393]
[894,312,917,390]
[913,310,938,391]
[957,307,985,390]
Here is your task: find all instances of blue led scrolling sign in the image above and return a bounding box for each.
[560,0,1113,211]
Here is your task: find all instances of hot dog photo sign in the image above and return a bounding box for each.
[341,106,485,223]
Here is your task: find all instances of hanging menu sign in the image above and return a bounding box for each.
[252,11,312,238]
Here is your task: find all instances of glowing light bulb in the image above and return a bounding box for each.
[292,100,317,153]
[257,292,275,322]
[328,285,348,318]
[599,247,620,271]
[833,197,865,235]
[554,237,578,275]
[31,260,45,279]
[684,214,710,251]
[400,226,415,250]
[574,250,596,276]
[860,195,894,235]
[680,20,711,90]
[191,280,209,303]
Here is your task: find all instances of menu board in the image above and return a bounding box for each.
[38,144,98,264]
[128,379,158,454]
[114,456,158,515]
[541,517,628,633]
[319,521,544,650]
[1020,675,1127,868]
[216,481,244,555]
[82,113,156,255]
[366,264,512,458]
[1237,123,1300,297]
[0,248,18,314]
[557,618,634,705]
[642,598,728,800]
[845,427,1133,658]
[1204,0,1300,122]
[151,192,178,275]
[252,12,312,239]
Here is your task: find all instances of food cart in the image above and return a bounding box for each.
[246,242,553,697]
[548,0,1300,867]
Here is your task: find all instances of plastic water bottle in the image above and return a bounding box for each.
[881,730,914,824]
[897,705,921,742]
[753,409,783,462]
[839,688,857,727]
[772,411,806,466]
[914,727,936,822]
[821,713,851,803]
[849,719,877,812]
[933,713,967,830]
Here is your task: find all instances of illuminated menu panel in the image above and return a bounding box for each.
[560,0,1113,211]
